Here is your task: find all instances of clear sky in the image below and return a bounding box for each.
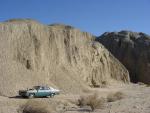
[0,0,149,36]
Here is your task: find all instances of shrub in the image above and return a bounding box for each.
[107,91,125,102]
[78,92,106,111]
[146,84,150,87]
[82,88,91,93]
[138,82,145,85]
[101,81,107,88]
[18,100,55,113]
[91,78,100,88]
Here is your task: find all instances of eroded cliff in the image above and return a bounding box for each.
[0,19,129,96]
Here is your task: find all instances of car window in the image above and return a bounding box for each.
[49,87,54,90]
[44,86,49,90]
[41,87,45,90]
[33,86,40,90]
[33,86,50,90]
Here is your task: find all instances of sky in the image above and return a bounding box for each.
[0,0,149,36]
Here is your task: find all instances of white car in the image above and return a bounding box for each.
[19,86,60,98]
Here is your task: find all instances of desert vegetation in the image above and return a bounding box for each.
[78,92,106,111]
[107,91,125,102]
[18,100,55,113]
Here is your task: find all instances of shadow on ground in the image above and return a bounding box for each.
[9,96,27,99]
[9,96,51,99]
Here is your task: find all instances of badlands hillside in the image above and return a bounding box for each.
[97,31,150,84]
[0,19,130,97]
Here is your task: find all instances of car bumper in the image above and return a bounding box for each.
[19,91,28,97]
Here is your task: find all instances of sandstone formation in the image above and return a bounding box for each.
[97,31,150,84]
[0,19,129,96]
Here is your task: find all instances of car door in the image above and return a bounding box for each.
[35,87,46,97]
[44,86,51,96]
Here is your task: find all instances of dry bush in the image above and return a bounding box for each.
[0,92,6,97]
[101,81,108,88]
[138,82,145,85]
[90,80,108,88]
[18,100,55,113]
[91,79,100,88]
[82,88,92,93]
[146,84,150,87]
[55,100,75,112]
[78,92,106,111]
[0,92,3,96]
[107,91,125,102]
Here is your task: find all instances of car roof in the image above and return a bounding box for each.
[33,86,49,88]
[33,85,48,87]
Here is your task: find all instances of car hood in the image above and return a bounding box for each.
[19,90,27,92]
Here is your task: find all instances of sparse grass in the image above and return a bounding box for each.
[137,82,150,87]
[146,84,150,87]
[82,88,91,93]
[0,91,7,97]
[18,100,55,113]
[78,92,106,111]
[138,82,145,85]
[101,81,108,88]
[91,80,108,88]
[91,78,100,88]
[107,91,125,102]
[0,92,3,96]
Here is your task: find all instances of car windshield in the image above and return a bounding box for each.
[33,86,41,90]
[33,86,50,90]
[49,87,54,90]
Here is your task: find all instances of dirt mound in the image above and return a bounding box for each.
[97,31,150,83]
[0,19,129,96]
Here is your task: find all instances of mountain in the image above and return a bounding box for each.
[0,19,129,96]
[97,31,150,84]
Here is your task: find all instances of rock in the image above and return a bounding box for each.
[96,30,150,83]
[0,19,129,96]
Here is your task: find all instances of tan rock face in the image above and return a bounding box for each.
[0,20,129,96]
[97,31,150,84]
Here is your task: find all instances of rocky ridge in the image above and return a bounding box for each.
[97,31,150,83]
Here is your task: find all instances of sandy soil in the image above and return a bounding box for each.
[0,84,150,113]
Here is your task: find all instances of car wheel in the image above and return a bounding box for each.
[28,94,34,99]
[47,95,51,98]
[50,93,55,98]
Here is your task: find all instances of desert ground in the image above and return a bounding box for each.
[0,83,150,113]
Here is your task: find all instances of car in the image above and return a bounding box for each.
[19,86,60,98]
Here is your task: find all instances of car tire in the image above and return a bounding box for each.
[47,95,51,98]
[28,94,34,99]
[50,93,55,98]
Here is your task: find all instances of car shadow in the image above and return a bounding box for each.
[9,96,51,99]
[9,96,27,99]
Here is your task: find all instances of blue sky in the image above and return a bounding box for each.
[0,0,149,36]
